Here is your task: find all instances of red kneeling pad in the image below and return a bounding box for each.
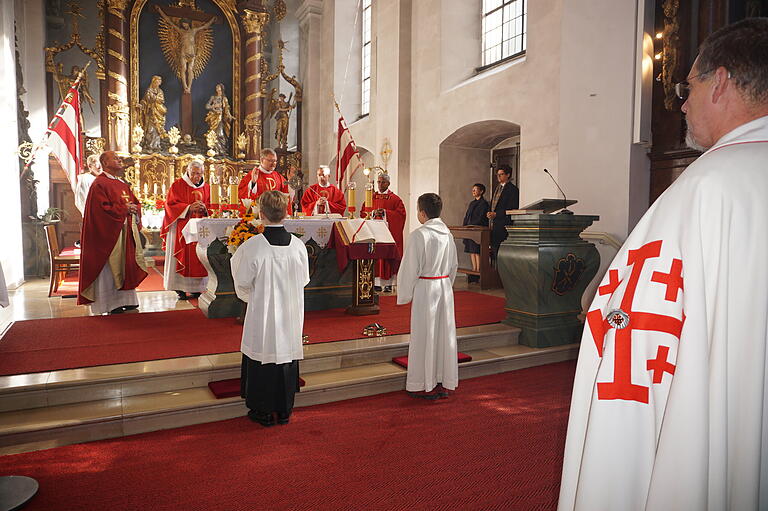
[208,377,306,399]
[392,352,472,369]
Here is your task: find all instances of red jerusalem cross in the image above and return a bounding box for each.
[651,258,683,301]
[587,240,685,404]
[647,345,676,384]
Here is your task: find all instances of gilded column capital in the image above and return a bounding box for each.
[242,10,270,34]
[107,0,128,16]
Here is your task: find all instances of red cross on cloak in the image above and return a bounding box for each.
[647,345,676,384]
[586,240,685,404]
[651,258,684,301]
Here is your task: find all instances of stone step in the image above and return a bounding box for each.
[0,342,578,455]
[0,323,518,413]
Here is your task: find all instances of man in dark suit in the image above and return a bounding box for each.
[487,165,519,261]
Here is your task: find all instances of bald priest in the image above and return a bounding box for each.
[161,160,211,300]
[78,151,148,315]
[300,166,347,216]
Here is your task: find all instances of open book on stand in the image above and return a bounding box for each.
[338,219,395,244]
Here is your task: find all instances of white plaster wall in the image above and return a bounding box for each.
[0,1,25,288]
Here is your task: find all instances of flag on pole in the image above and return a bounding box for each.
[47,83,83,194]
[336,115,364,188]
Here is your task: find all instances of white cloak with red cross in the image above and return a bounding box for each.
[558,115,768,511]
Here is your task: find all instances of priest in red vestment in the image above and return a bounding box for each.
[78,151,147,314]
[300,166,347,216]
[360,172,407,292]
[237,148,290,215]
[161,160,211,300]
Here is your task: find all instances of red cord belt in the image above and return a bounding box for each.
[419,275,449,279]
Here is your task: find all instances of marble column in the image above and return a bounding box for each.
[105,0,130,154]
[241,8,270,161]
[297,0,323,175]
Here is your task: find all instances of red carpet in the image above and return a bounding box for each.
[392,352,473,368]
[53,266,166,297]
[0,291,506,376]
[0,361,576,511]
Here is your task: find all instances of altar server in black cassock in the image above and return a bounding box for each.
[231,190,310,427]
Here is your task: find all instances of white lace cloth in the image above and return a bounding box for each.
[183,217,339,249]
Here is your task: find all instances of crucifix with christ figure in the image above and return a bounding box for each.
[155,2,219,136]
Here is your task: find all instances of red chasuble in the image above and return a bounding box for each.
[161,176,211,278]
[77,174,147,305]
[300,183,347,215]
[360,191,407,280]
[237,168,291,215]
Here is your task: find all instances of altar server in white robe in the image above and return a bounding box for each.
[397,193,458,399]
[559,19,768,511]
[231,190,309,427]
[74,154,102,215]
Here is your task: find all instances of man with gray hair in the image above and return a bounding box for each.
[74,153,103,215]
[161,159,210,300]
[237,148,290,215]
[559,18,768,510]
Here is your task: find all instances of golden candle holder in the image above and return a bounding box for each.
[362,323,387,337]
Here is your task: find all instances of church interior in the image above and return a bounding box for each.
[0,0,764,508]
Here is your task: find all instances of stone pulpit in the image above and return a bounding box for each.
[497,213,600,348]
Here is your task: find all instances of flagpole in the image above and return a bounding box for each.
[19,61,91,182]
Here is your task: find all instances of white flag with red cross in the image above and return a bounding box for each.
[47,83,83,194]
[336,115,364,188]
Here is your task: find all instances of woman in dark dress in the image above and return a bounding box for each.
[462,183,490,283]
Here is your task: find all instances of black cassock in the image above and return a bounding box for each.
[240,226,301,419]
[462,198,490,254]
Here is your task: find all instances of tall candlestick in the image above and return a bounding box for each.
[229,184,239,205]
[347,188,356,215]
[365,188,373,209]
[211,184,220,205]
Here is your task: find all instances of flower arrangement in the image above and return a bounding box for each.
[226,211,265,254]
[141,196,166,213]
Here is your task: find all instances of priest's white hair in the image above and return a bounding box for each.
[187,160,204,171]
[378,172,391,183]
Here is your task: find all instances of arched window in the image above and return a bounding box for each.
[482,0,527,67]
[361,0,372,115]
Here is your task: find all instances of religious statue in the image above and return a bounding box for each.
[138,75,168,152]
[107,92,130,152]
[204,83,234,155]
[156,5,215,94]
[267,89,296,149]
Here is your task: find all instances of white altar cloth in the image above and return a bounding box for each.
[182,217,339,249]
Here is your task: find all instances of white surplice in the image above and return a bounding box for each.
[397,218,459,392]
[74,173,96,215]
[231,232,309,364]
[559,116,768,511]
[163,173,207,294]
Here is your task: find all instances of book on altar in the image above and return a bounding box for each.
[338,219,395,244]
[507,209,544,215]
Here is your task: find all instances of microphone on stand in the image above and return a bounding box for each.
[543,168,573,214]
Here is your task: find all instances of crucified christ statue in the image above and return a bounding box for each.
[155,5,215,93]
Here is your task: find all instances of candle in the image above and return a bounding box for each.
[143,183,148,196]
[210,184,220,205]
[347,188,356,215]
[229,183,238,205]
[162,182,166,196]
[365,188,373,209]
[153,182,157,196]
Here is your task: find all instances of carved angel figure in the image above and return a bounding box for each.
[204,83,234,155]
[139,75,167,152]
[155,5,215,93]
[267,89,295,149]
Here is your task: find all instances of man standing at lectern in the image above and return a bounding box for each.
[78,151,147,314]
[559,18,768,511]
[487,165,519,261]
[361,172,406,293]
[300,166,346,216]
[161,160,210,300]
